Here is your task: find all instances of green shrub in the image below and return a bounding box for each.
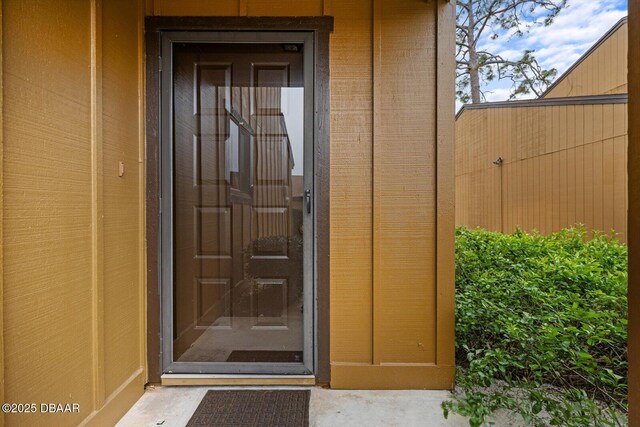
[444,227,628,426]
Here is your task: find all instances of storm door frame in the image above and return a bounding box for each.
[146,16,332,383]
[159,30,314,375]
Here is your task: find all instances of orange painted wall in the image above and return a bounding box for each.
[1,0,146,425]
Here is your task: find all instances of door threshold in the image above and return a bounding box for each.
[161,374,316,386]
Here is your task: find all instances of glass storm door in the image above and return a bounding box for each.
[160,32,314,375]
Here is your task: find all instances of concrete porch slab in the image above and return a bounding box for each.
[116,386,470,427]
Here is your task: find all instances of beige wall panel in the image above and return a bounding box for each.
[454,174,465,225]
[2,0,145,424]
[603,139,615,233]
[556,107,565,152]
[465,170,487,228]
[247,0,323,16]
[152,0,324,17]
[613,136,626,235]
[529,157,536,228]
[504,109,513,161]
[593,104,604,143]
[373,0,436,364]
[545,154,553,233]
[153,0,239,16]
[559,150,568,227]
[504,163,514,231]
[545,21,627,98]
[501,164,509,231]
[575,144,585,227]
[456,102,628,241]
[593,140,604,230]
[329,0,374,364]
[566,106,575,150]
[584,104,594,145]
[544,106,554,154]
[493,166,503,231]
[3,1,93,425]
[552,106,560,153]
[102,0,143,397]
[575,105,585,148]
[583,142,595,228]
[536,155,544,233]
[567,147,576,227]
[613,103,626,138]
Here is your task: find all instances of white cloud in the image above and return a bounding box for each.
[526,0,626,72]
[471,0,627,103]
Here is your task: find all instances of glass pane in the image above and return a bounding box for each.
[172,43,305,364]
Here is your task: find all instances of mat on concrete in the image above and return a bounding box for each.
[226,350,303,363]
[186,390,310,427]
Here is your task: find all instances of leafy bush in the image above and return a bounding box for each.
[444,227,628,426]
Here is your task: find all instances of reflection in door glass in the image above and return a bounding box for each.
[172,43,305,365]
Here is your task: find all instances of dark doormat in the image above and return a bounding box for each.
[226,350,303,363]
[187,390,310,427]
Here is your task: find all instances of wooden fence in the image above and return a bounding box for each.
[455,95,628,242]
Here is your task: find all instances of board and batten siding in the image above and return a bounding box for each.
[455,99,628,242]
[0,3,455,425]
[147,0,456,389]
[543,18,628,99]
[1,0,146,426]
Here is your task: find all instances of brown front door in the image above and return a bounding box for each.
[168,39,310,373]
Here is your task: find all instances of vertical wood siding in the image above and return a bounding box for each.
[101,0,146,402]
[372,0,437,365]
[627,3,640,424]
[2,1,146,425]
[147,0,456,389]
[455,102,628,242]
[0,2,5,424]
[328,0,374,365]
[544,20,628,98]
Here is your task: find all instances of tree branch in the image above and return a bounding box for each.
[455,0,566,103]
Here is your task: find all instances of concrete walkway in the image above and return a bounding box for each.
[117,386,471,427]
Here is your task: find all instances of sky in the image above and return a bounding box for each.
[459,0,627,110]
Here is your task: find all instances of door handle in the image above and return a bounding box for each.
[304,189,312,214]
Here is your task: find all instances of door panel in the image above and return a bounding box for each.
[171,42,307,369]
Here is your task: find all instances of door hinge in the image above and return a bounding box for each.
[159,57,162,72]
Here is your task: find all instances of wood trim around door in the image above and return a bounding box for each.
[145,16,333,385]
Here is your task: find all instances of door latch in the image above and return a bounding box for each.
[304,189,312,214]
